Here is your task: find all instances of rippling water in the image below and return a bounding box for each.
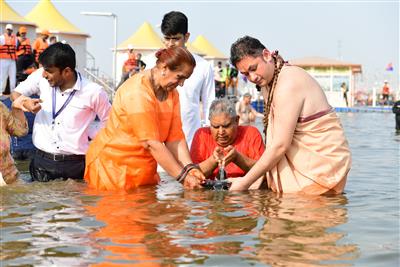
[1,113,399,266]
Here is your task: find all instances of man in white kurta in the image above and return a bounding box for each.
[160,11,215,147]
[176,53,215,147]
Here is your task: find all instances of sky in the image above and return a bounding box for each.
[9,0,399,92]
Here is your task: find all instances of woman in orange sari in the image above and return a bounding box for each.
[84,47,205,191]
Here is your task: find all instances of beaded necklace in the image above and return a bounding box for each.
[262,51,286,142]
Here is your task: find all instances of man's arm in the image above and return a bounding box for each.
[11,68,43,113]
[93,89,111,126]
[88,88,111,139]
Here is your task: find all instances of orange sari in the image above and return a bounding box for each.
[84,73,185,191]
[266,109,351,195]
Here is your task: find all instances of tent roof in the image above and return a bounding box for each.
[290,56,362,73]
[186,42,206,56]
[118,22,163,50]
[192,35,227,59]
[25,0,88,36]
[0,0,35,26]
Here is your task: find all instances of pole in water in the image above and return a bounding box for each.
[218,160,226,180]
[214,160,229,190]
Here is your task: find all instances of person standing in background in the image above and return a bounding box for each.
[161,11,215,147]
[16,26,32,59]
[230,66,239,96]
[236,92,263,125]
[32,29,50,65]
[49,36,57,46]
[214,61,225,98]
[0,24,17,95]
[392,99,400,133]
[381,80,390,105]
[16,26,36,84]
[134,52,146,73]
[117,48,137,88]
[341,82,349,107]
[223,63,232,95]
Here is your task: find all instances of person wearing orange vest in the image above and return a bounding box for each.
[16,26,36,85]
[0,24,17,94]
[16,26,32,58]
[32,29,49,64]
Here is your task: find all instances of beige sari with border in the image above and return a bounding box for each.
[266,108,351,195]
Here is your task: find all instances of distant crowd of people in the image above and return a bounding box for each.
[117,46,147,88]
[1,11,352,196]
[214,61,239,98]
[0,24,62,96]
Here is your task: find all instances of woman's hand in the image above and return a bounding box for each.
[183,168,205,189]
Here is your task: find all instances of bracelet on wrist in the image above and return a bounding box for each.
[176,163,200,183]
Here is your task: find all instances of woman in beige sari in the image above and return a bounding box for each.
[228,36,351,195]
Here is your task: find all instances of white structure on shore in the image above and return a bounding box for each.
[24,0,89,72]
[0,0,36,42]
[290,57,362,107]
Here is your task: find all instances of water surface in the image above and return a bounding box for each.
[1,112,399,266]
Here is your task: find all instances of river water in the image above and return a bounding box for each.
[1,112,399,266]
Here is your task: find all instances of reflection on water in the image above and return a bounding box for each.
[1,113,399,266]
[255,194,357,266]
[0,180,101,266]
[1,181,357,266]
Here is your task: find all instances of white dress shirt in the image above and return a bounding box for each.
[177,54,215,147]
[15,68,111,155]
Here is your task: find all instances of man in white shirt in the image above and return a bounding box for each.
[11,42,111,182]
[161,11,215,147]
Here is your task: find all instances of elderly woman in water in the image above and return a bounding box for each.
[190,98,265,189]
[84,47,205,191]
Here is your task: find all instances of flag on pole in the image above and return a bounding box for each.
[385,63,393,71]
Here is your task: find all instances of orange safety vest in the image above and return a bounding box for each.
[33,38,49,62]
[16,37,32,57]
[0,34,17,60]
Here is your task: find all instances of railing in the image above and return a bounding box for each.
[83,68,115,100]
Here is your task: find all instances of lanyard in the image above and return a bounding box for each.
[51,72,80,120]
